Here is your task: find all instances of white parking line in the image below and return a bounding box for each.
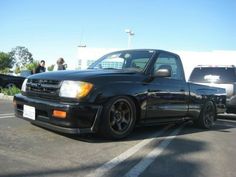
[124,124,185,177]
[0,113,14,116]
[0,115,15,119]
[86,124,174,177]
[0,113,15,119]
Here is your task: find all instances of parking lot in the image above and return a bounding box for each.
[1,99,236,177]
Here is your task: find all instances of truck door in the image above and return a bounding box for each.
[146,52,189,119]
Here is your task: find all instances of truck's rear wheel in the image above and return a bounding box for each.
[196,101,216,129]
[100,96,136,139]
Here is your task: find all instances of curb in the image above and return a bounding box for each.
[0,93,14,101]
[218,114,236,121]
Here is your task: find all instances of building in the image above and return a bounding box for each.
[77,47,236,80]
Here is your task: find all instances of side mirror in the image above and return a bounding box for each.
[155,69,171,77]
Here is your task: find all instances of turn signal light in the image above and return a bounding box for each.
[53,110,67,119]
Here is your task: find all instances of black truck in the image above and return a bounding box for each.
[14,49,226,139]
[0,74,25,89]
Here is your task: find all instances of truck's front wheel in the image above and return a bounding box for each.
[100,96,136,139]
[196,101,216,129]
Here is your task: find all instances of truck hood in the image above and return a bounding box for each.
[27,69,138,81]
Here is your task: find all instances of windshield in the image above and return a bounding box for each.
[88,50,155,72]
[189,67,236,83]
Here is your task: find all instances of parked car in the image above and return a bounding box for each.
[14,49,226,139]
[189,65,236,113]
[20,70,32,77]
[0,74,25,89]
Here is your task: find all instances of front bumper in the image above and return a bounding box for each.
[13,94,103,134]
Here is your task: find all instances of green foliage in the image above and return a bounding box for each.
[9,46,33,69]
[14,66,21,74]
[0,67,10,74]
[25,60,38,71]
[47,64,55,71]
[0,52,13,71]
[0,86,21,96]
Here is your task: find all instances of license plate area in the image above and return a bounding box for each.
[23,105,36,120]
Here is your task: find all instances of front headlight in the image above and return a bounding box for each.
[21,79,28,92]
[59,81,93,99]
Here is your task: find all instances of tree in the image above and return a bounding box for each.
[47,64,55,71]
[9,46,33,69]
[25,60,38,72]
[14,66,21,74]
[0,52,13,72]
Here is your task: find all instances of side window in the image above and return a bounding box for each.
[130,58,149,70]
[154,53,184,80]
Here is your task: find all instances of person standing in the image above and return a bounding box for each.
[34,60,46,74]
[57,57,66,70]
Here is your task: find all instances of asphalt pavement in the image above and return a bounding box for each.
[0,99,236,177]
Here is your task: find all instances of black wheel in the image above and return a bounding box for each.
[100,96,136,139]
[196,101,216,129]
[5,83,16,89]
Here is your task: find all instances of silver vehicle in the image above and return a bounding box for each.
[189,65,236,113]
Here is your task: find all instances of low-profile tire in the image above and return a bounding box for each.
[195,101,216,129]
[99,96,136,139]
[5,83,16,89]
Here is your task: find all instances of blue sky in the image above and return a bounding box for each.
[0,0,236,65]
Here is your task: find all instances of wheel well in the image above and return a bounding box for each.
[208,99,217,112]
[127,96,141,123]
[212,101,217,120]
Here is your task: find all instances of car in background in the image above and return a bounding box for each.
[189,65,236,113]
[0,70,32,89]
[0,73,26,89]
[20,70,32,77]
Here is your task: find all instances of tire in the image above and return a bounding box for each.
[5,83,16,89]
[195,101,216,129]
[100,96,136,139]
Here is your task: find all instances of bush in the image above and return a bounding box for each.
[0,86,21,96]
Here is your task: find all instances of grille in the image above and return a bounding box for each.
[26,79,61,98]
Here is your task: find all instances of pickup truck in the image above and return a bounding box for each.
[14,49,226,139]
[0,73,25,89]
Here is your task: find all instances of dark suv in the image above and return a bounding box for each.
[189,65,236,113]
